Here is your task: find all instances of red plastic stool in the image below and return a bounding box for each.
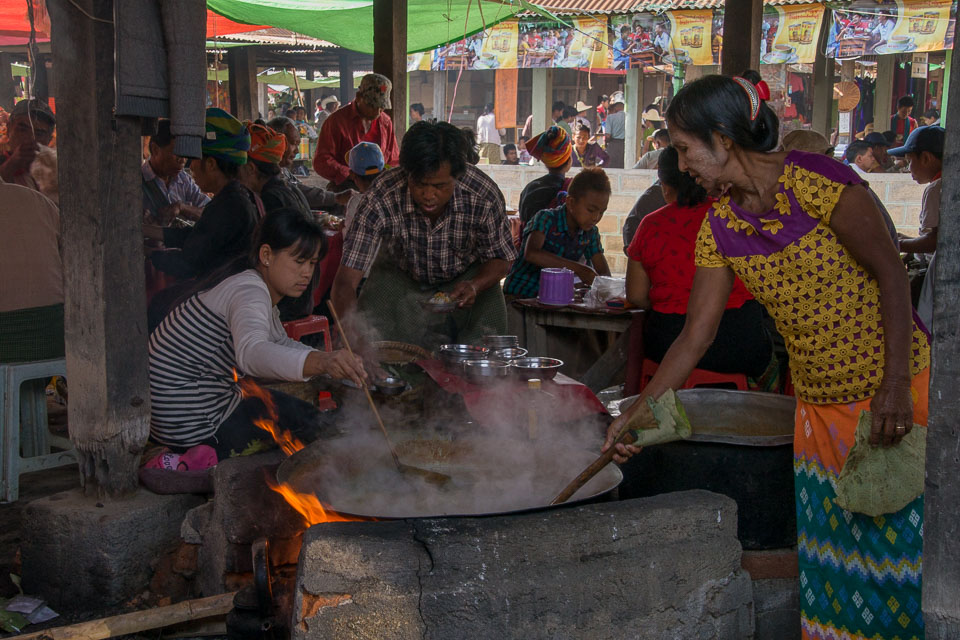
[282,315,332,351]
[640,358,748,392]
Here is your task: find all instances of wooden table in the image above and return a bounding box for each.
[512,298,643,393]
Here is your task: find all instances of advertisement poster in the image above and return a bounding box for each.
[478,20,519,69]
[666,10,715,66]
[827,0,955,57]
[608,12,673,70]
[762,3,825,64]
[887,0,953,53]
[567,16,609,68]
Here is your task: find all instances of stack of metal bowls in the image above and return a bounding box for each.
[490,346,528,361]
[439,344,490,370]
[482,335,519,350]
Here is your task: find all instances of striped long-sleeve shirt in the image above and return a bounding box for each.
[148,270,313,447]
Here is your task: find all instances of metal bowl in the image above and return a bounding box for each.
[491,347,528,361]
[511,357,564,381]
[419,298,458,314]
[482,335,519,349]
[439,344,490,369]
[372,376,407,396]
[463,359,512,383]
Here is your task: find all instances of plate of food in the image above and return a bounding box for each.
[420,291,458,313]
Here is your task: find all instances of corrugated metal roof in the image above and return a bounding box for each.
[212,27,336,48]
[528,0,817,14]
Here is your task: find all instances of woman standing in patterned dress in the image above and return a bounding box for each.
[606,74,928,640]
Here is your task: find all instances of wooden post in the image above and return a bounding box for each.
[873,56,895,131]
[531,68,553,135]
[811,18,833,137]
[339,52,355,105]
[720,0,762,76]
[433,70,447,121]
[305,68,316,116]
[47,0,150,498]
[373,0,407,135]
[623,68,641,169]
[0,53,16,111]
[923,19,960,637]
[227,47,257,121]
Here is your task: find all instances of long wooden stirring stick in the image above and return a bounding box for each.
[550,400,655,505]
[326,301,450,487]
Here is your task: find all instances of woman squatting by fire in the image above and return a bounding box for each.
[148,208,368,460]
[605,74,928,639]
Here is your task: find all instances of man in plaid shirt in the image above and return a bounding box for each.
[331,121,518,347]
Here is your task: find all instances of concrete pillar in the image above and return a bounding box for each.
[373,0,407,135]
[339,53,355,106]
[227,47,257,121]
[873,56,895,130]
[531,68,553,135]
[720,0,762,76]
[624,68,641,169]
[0,53,17,110]
[923,18,960,637]
[433,71,447,121]
[258,78,268,120]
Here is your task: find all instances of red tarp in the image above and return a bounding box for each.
[0,2,265,43]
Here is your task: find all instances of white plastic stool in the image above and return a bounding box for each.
[1,358,76,502]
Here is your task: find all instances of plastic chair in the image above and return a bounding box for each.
[1,358,77,503]
[283,315,332,351]
[639,358,748,392]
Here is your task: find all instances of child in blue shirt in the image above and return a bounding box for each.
[504,168,612,298]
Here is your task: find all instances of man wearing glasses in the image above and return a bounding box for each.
[0,100,55,191]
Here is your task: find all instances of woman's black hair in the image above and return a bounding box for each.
[740,69,762,85]
[483,102,495,114]
[251,158,281,177]
[562,105,578,119]
[206,154,242,179]
[657,146,707,208]
[576,123,591,135]
[665,75,779,153]
[410,103,425,116]
[400,120,472,179]
[173,208,327,310]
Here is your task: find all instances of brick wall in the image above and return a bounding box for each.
[478,165,927,276]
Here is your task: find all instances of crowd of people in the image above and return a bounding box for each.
[0,63,945,638]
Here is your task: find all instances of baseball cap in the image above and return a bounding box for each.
[609,91,625,106]
[346,141,385,176]
[356,73,392,110]
[888,125,945,157]
[863,132,891,147]
[10,99,55,126]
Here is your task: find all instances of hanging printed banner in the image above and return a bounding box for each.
[827,0,955,57]
[886,0,953,53]
[478,20,519,69]
[567,16,609,68]
[761,4,825,64]
[666,10,715,66]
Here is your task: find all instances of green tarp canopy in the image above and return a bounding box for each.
[206,68,363,88]
[206,0,523,54]
[10,62,28,77]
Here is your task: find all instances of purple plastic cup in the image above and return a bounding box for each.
[538,268,575,305]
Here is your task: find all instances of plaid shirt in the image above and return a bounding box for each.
[341,165,518,284]
[503,204,603,298]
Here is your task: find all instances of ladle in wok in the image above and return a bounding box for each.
[327,301,451,487]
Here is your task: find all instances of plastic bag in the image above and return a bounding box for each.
[833,410,926,517]
[583,276,626,308]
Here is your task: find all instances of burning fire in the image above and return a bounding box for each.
[233,370,368,526]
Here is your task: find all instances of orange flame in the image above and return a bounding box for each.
[233,369,368,525]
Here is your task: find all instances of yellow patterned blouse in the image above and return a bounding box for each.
[694,151,929,404]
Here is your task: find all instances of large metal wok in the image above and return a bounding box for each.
[276,434,622,519]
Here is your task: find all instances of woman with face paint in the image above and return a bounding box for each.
[605,75,929,640]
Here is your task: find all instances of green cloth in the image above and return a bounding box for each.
[357,257,507,350]
[206,0,521,55]
[625,389,692,447]
[0,304,64,364]
[833,410,926,517]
